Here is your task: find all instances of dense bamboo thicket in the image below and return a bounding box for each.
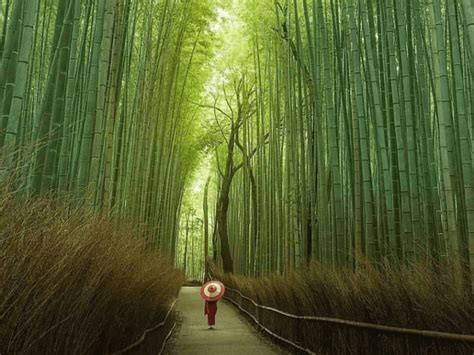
[0,0,214,254]
[1,0,473,351]
[202,0,474,294]
[0,1,214,352]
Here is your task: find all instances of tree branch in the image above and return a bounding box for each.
[232,131,270,176]
[215,148,224,178]
[192,101,233,121]
[222,84,234,120]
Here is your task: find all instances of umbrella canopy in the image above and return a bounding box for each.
[200,280,225,301]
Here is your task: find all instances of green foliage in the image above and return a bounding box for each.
[0,0,217,255]
[204,0,474,296]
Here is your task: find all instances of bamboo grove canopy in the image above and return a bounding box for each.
[0,0,214,256]
[0,0,473,292]
[195,0,474,293]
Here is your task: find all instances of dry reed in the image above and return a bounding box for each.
[0,189,184,354]
[211,261,474,354]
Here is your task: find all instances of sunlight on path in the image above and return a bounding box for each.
[164,287,287,354]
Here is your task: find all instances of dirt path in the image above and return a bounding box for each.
[164,287,287,354]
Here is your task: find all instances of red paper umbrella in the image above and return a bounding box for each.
[200,281,225,301]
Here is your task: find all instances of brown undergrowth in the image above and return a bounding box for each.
[0,189,184,354]
[211,261,473,354]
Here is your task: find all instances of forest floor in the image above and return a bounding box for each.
[163,287,288,354]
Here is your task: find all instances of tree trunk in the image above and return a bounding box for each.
[203,177,210,279]
[217,177,234,273]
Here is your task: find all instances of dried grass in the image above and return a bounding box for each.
[211,261,474,354]
[0,189,184,354]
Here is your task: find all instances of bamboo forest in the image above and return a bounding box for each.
[0,0,473,354]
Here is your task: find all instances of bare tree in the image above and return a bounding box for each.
[201,76,266,273]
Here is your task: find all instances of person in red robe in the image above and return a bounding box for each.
[204,300,218,329]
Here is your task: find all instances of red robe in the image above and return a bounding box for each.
[204,301,218,326]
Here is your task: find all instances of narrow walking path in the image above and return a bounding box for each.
[164,287,287,354]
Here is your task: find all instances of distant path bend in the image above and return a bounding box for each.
[164,287,287,354]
